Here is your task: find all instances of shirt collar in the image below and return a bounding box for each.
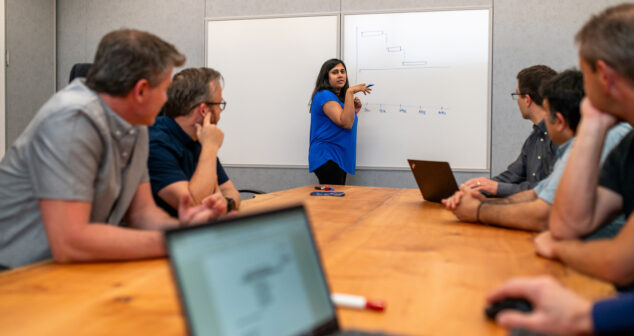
[155,115,195,147]
[534,119,547,133]
[88,83,139,140]
[556,137,574,157]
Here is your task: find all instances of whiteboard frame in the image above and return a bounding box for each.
[204,13,340,169]
[203,6,492,173]
[341,6,492,172]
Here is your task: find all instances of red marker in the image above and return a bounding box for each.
[315,186,334,191]
[331,293,385,312]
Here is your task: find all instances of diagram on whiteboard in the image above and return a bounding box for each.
[353,26,452,115]
[344,10,491,170]
[355,29,446,72]
[362,103,449,116]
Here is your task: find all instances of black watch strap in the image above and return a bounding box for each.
[225,197,235,213]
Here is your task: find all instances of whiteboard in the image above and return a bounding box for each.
[343,9,491,170]
[206,16,338,166]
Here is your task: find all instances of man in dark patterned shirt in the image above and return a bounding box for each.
[464,65,558,197]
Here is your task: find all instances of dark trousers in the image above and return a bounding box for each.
[314,160,347,185]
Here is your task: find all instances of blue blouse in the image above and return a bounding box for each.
[308,90,358,174]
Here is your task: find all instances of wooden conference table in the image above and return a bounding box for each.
[0,185,614,335]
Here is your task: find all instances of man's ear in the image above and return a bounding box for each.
[524,93,533,108]
[596,59,617,95]
[199,104,208,117]
[555,111,567,131]
[131,79,150,104]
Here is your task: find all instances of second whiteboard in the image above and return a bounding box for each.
[344,9,491,170]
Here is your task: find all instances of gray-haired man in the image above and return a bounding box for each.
[0,29,225,269]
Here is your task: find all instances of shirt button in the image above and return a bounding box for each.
[129,129,135,135]
[538,155,542,160]
[115,131,121,137]
[540,138,544,142]
[532,172,536,176]
[122,152,128,157]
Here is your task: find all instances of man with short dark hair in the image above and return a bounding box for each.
[464,65,558,197]
[443,70,629,235]
[148,67,240,216]
[0,29,225,269]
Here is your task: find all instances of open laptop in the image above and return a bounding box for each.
[407,159,459,203]
[166,204,390,336]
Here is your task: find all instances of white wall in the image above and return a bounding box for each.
[46,0,633,192]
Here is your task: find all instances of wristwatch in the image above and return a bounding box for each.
[225,197,236,213]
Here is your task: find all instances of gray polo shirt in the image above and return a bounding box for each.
[0,79,149,268]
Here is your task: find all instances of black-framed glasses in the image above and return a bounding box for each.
[510,92,524,100]
[204,101,227,111]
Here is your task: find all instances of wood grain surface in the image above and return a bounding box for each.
[0,185,614,335]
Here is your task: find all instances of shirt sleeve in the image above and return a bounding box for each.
[593,293,634,335]
[147,137,189,195]
[601,124,632,164]
[314,90,340,110]
[217,158,229,185]
[492,151,526,181]
[493,154,535,196]
[599,134,628,196]
[492,131,541,197]
[535,146,572,204]
[27,109,103,202]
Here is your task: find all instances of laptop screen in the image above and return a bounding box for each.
[167,205,336,336]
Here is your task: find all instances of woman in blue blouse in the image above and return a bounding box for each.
[309,58,372,185]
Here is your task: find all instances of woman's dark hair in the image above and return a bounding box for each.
[310,58,349,104]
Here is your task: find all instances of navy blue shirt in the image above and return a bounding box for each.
[148,115,229,217]
[593,293,634,335]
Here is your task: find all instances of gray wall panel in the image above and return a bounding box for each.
[490,0,625,175]
[45,0,629,193]
[6,0,55,147]
[206,0,340,17]
[56,0,205,90]
[56,0,88,89]
[342,0,491,11]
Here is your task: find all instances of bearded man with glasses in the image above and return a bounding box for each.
[148,67,240,217]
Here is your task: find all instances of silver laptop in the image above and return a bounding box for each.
[166,204,390,336]
[407,159,459,203]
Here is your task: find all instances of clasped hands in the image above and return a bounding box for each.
[442,184,561,261]
[441,184,486,222]
[178,192,228,227]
